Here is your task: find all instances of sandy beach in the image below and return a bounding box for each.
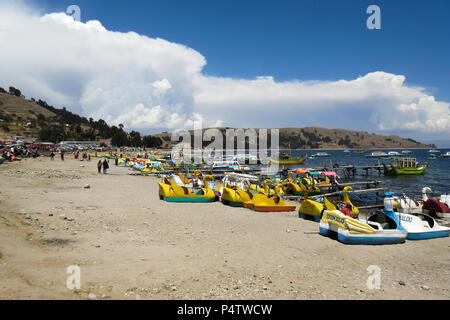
[0,155,449,300]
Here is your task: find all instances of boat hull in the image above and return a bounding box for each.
[319,226,407,245]
[298,212,321,222]
[159,195,215,203]
[298,199,324,221]
[407,229,450,240]
[222,199,245,207]
[396,212,450,240]
[250,204,296,212]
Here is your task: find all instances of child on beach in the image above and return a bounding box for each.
[97,160,102,174]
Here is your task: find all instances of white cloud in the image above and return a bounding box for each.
[0,2,448,137]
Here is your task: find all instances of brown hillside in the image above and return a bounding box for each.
[154,127,434,149]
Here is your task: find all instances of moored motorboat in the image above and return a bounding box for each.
[269,154,308,165]
[313,152,330,157]
[383,157,428,175]
[365,151,389,158]
[440,151,450,158]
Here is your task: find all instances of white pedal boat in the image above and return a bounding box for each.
[319,209,407,245]
[396,212,450,240]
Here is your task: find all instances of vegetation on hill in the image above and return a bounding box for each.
[0,86,162,147]
[154,127,435,149]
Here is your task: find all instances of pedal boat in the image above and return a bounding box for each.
[298,187,358,221]
[319,209,407,245]
[221,186,253,207]
[319,194,407,244]
[244,185,296,212]
[396,212,450,240]
[158,175,216,202]
[285,173,321,196]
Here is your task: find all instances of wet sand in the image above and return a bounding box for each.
[0,156,449,299]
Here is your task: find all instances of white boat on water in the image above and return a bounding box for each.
[401,150,411,154]
[365,151,389,158]
[313,152,330,157]
[211,160,242,170]
[428,149,439,153]
[440,151,450,158]
[388,151,401,156]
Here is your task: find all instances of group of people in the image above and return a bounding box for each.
[74,151,91,161]
[49,149,65,161]
[97,159,110,174]
[1,146,39,161]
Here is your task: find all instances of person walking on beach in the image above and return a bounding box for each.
[115,157,118,166]
[50,151,55,160]
[60,150,65,161]
[102,159,109,174]
[97,160,102,174]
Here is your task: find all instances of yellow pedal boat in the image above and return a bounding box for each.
[298,187,359,221]
[158,175,216,202]
[244,185,296,212]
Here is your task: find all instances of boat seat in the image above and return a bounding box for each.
[380,222,390,230]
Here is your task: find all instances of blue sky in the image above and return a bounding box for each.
[32,0,450,101]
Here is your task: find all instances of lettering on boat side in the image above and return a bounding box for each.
[366,265,381,290]
[177,304,273,317]
[66,265,81,290]
[366,5,381,30]
[66,5,81,22]
[324,212,346,228]
[399,215,413,223]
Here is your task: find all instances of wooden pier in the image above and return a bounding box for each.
[284,187,388,202]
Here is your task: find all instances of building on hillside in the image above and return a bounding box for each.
[96,138,111,147]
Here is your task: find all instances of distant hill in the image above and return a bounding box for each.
[0,87,162,147]
[155,127,435,150]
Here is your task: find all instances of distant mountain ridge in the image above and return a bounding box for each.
[155,127,435,150]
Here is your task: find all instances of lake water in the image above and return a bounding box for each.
[275,149,450,200]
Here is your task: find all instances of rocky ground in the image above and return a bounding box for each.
[0,156,449,300]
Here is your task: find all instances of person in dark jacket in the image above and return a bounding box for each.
[97,160,102,174]
[103,159,109,174]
